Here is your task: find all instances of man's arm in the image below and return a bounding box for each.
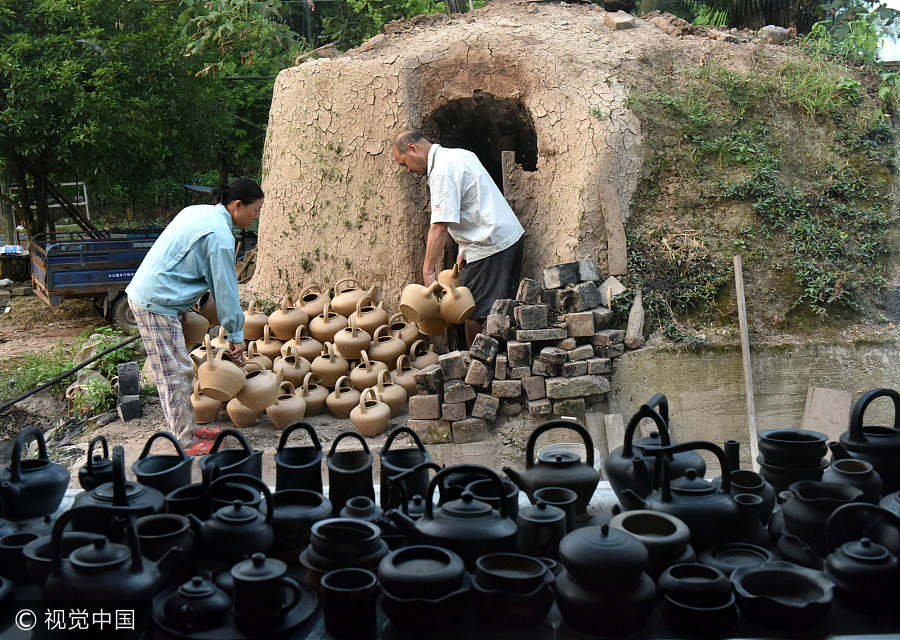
[423,222,449,286]
[201,233,246,361]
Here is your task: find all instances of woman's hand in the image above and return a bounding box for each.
[228,341,246,364]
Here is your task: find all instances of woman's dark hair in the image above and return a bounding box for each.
[213,178,264,206]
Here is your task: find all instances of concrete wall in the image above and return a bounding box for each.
[610,340,900,470]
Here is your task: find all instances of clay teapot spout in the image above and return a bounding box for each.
[619,488,648,509]
[829,441,852,460]
[189,352,204,370]
[501,467,524,492]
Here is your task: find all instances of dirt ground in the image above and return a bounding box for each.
[0,297,100,359]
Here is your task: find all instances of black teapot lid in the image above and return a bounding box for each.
[216,502,260,525]
[178,576,218,598]
[92,481,145,502]
[89,455,113,470]
[70,538,130,572]
[520,500,565,523]
[442,491,492,518]
[232,553,286,581]
[536,451,580,465]
[669,468,714,494]
[843,538,890,563]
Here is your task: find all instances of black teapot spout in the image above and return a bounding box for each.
[385,508,417,537]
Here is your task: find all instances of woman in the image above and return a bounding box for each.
[126,178,264,454]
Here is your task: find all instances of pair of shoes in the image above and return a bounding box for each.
[195,427,221,441]
[184,439,214,456]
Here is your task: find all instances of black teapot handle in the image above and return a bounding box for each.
[392,462,443,515]
[824,502,900,553]
[328,430,371,457]
[111,446,129,506]
[381,425,427,456]
[647,393,669,425]
[643,440,730,493]
[425,465,507,519]
[49,505,145,577]
[10,426,50,482]
[209,428,254,455]
[203,473,273,524]
[848,388,900,442]
[622,404,671,458]
[525,419,595,469]
[85,435,110,472]
[277,421,322,453]
[138,431,188,462]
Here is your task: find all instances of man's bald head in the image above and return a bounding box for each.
[392,129,432,175]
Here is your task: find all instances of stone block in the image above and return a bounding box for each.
[586,357,613,375]
[11,285,32,297]
[492,379,523,398]
[506,340,532,369]
[444,380,476,404]
[408,419,451,444]
[117,394,142,422]
[604,10,636,30]
[116,361,141,396]
[553,398,587,415]
[546,375,611,399]
[599,276,627,307]
[595,344,625,358]
[509,366,531,380]
[557,337,577,351]
[591,306,614,330]
[469,334,499,363]
[501,400,523,416]
[413,364,443,395]
[490,298,520,318]
[452,418,487,443]
[568,345,595,362]
[563,360,588,377]
[522,376,547,401]
[541,288,572,312]
[442,401,467,422]
[484,313,511,340]
[439,351,467,379]
[542,263,580,289]
[566,281,603,313]
[528,399,553,417]
[409,394,441,420]
[471,393,500,422]
[538,347,567,365]
[591,329,625,346]
[759,24,789,44]
[578,260,603,282]
[532,360,561,377]
[514,304,549,330]
[464,359,492,388]
[516,328,567,342]
[516,278,543,305]
[564,311,594,338]
[494,354,508,381]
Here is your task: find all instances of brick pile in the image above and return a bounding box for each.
[408,260,637,445]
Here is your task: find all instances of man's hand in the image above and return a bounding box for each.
[423,270,436,287]
[456,248,466,269]
[228,341,246,364]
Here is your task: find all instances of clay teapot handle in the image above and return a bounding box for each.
[524,419,595,469]
[425,464,508,520]
[390,312,405,325]
[85,434,110,472]
[9,425,51,482]
[279,381,295,395]
[203,473,273,524]
[295,324,310,341]
[263,324,272,343]
[644,440,731,493]
[277,421,322,453]
[646,392,670,426]
[396,354,411,372]
[333,376,349,398]
[356,296,374,316]
[243,360,265,374]
[288,344,305,363]
[301,284,324,297]
[247,299,261,313]
[410,339,426,359]
[247,341,259,358]
[824,502,900,553]
[358,387,380,414]
[382,424,428,457]
[218,326,227,341]
[328,430,372,457]
[333,278,359,295]
[208,428,254,456]
[302,372,315,394]
[373,325,389,341]
[349,314,359,336]
[377,368,390,393]
[622,404,671,458]
[285,293,295,308]
[360,350,372,370]
[203,335,216,369]
[138,431,188,462]
[848,388,900,442]
[49,505,144,577]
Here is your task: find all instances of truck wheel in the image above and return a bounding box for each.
[111,295,138,334]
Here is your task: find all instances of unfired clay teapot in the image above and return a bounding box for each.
[268,295,309,341]
[243,300,268,341]
[299,373,328,416]
[331,278,376,317]
[334,315,371,360]
[191,390,221,424]
[389,313,419,347]
[391,355,418,398]
[297,285,330,319]
[272,345,312,387]
[409,340,439,369]
[245,341,273,371]
[376,369,408,418]
[309,303,347,344]
[399,281,441,323]
[350,350,388,391]
[437,263,462,289]
[181,310,209,347]
[417,314,449,337]
[211,326,230,350]
[351,296,389,336]
[236,362,281,411]
[438,281,476,325]
[327,376,362,419]
[351,388,391,437]
[227,396,263,428]
[192,335,245,402]
[190,341,213,374]
[194,290,219,326]
[266,381,307,429]
[369,325,406,367]
[254,325,284,361]
[281,324,323,361]
[311,342,349,388]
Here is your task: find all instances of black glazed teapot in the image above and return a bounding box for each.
[837,388,900,493]
[503,419,599,514]
[379,426,433,510]
[198,429,263,483]
[0,426,69,520]
[131,431,192,495]
[78,435,113,491]
[274,421,323,493]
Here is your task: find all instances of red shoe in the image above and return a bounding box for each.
[184,439,214,456]
[195,427,222,441]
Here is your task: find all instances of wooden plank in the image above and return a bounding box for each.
[604,413,626,460]
[802,387,852,442]
[734,255,759,471]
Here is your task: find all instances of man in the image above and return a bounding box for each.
[126,178,263,454]
[392,130,524,345]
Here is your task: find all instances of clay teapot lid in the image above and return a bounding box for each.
[669,468,715,495]
[70,537,130,572]
[232,553,286,581]
[178,575,219,598]
[842,538,890,563]
[442,491,493,518]
[215,501,261,525]
[519,500,565,523]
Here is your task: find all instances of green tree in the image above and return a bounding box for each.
[0,0,221,237]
